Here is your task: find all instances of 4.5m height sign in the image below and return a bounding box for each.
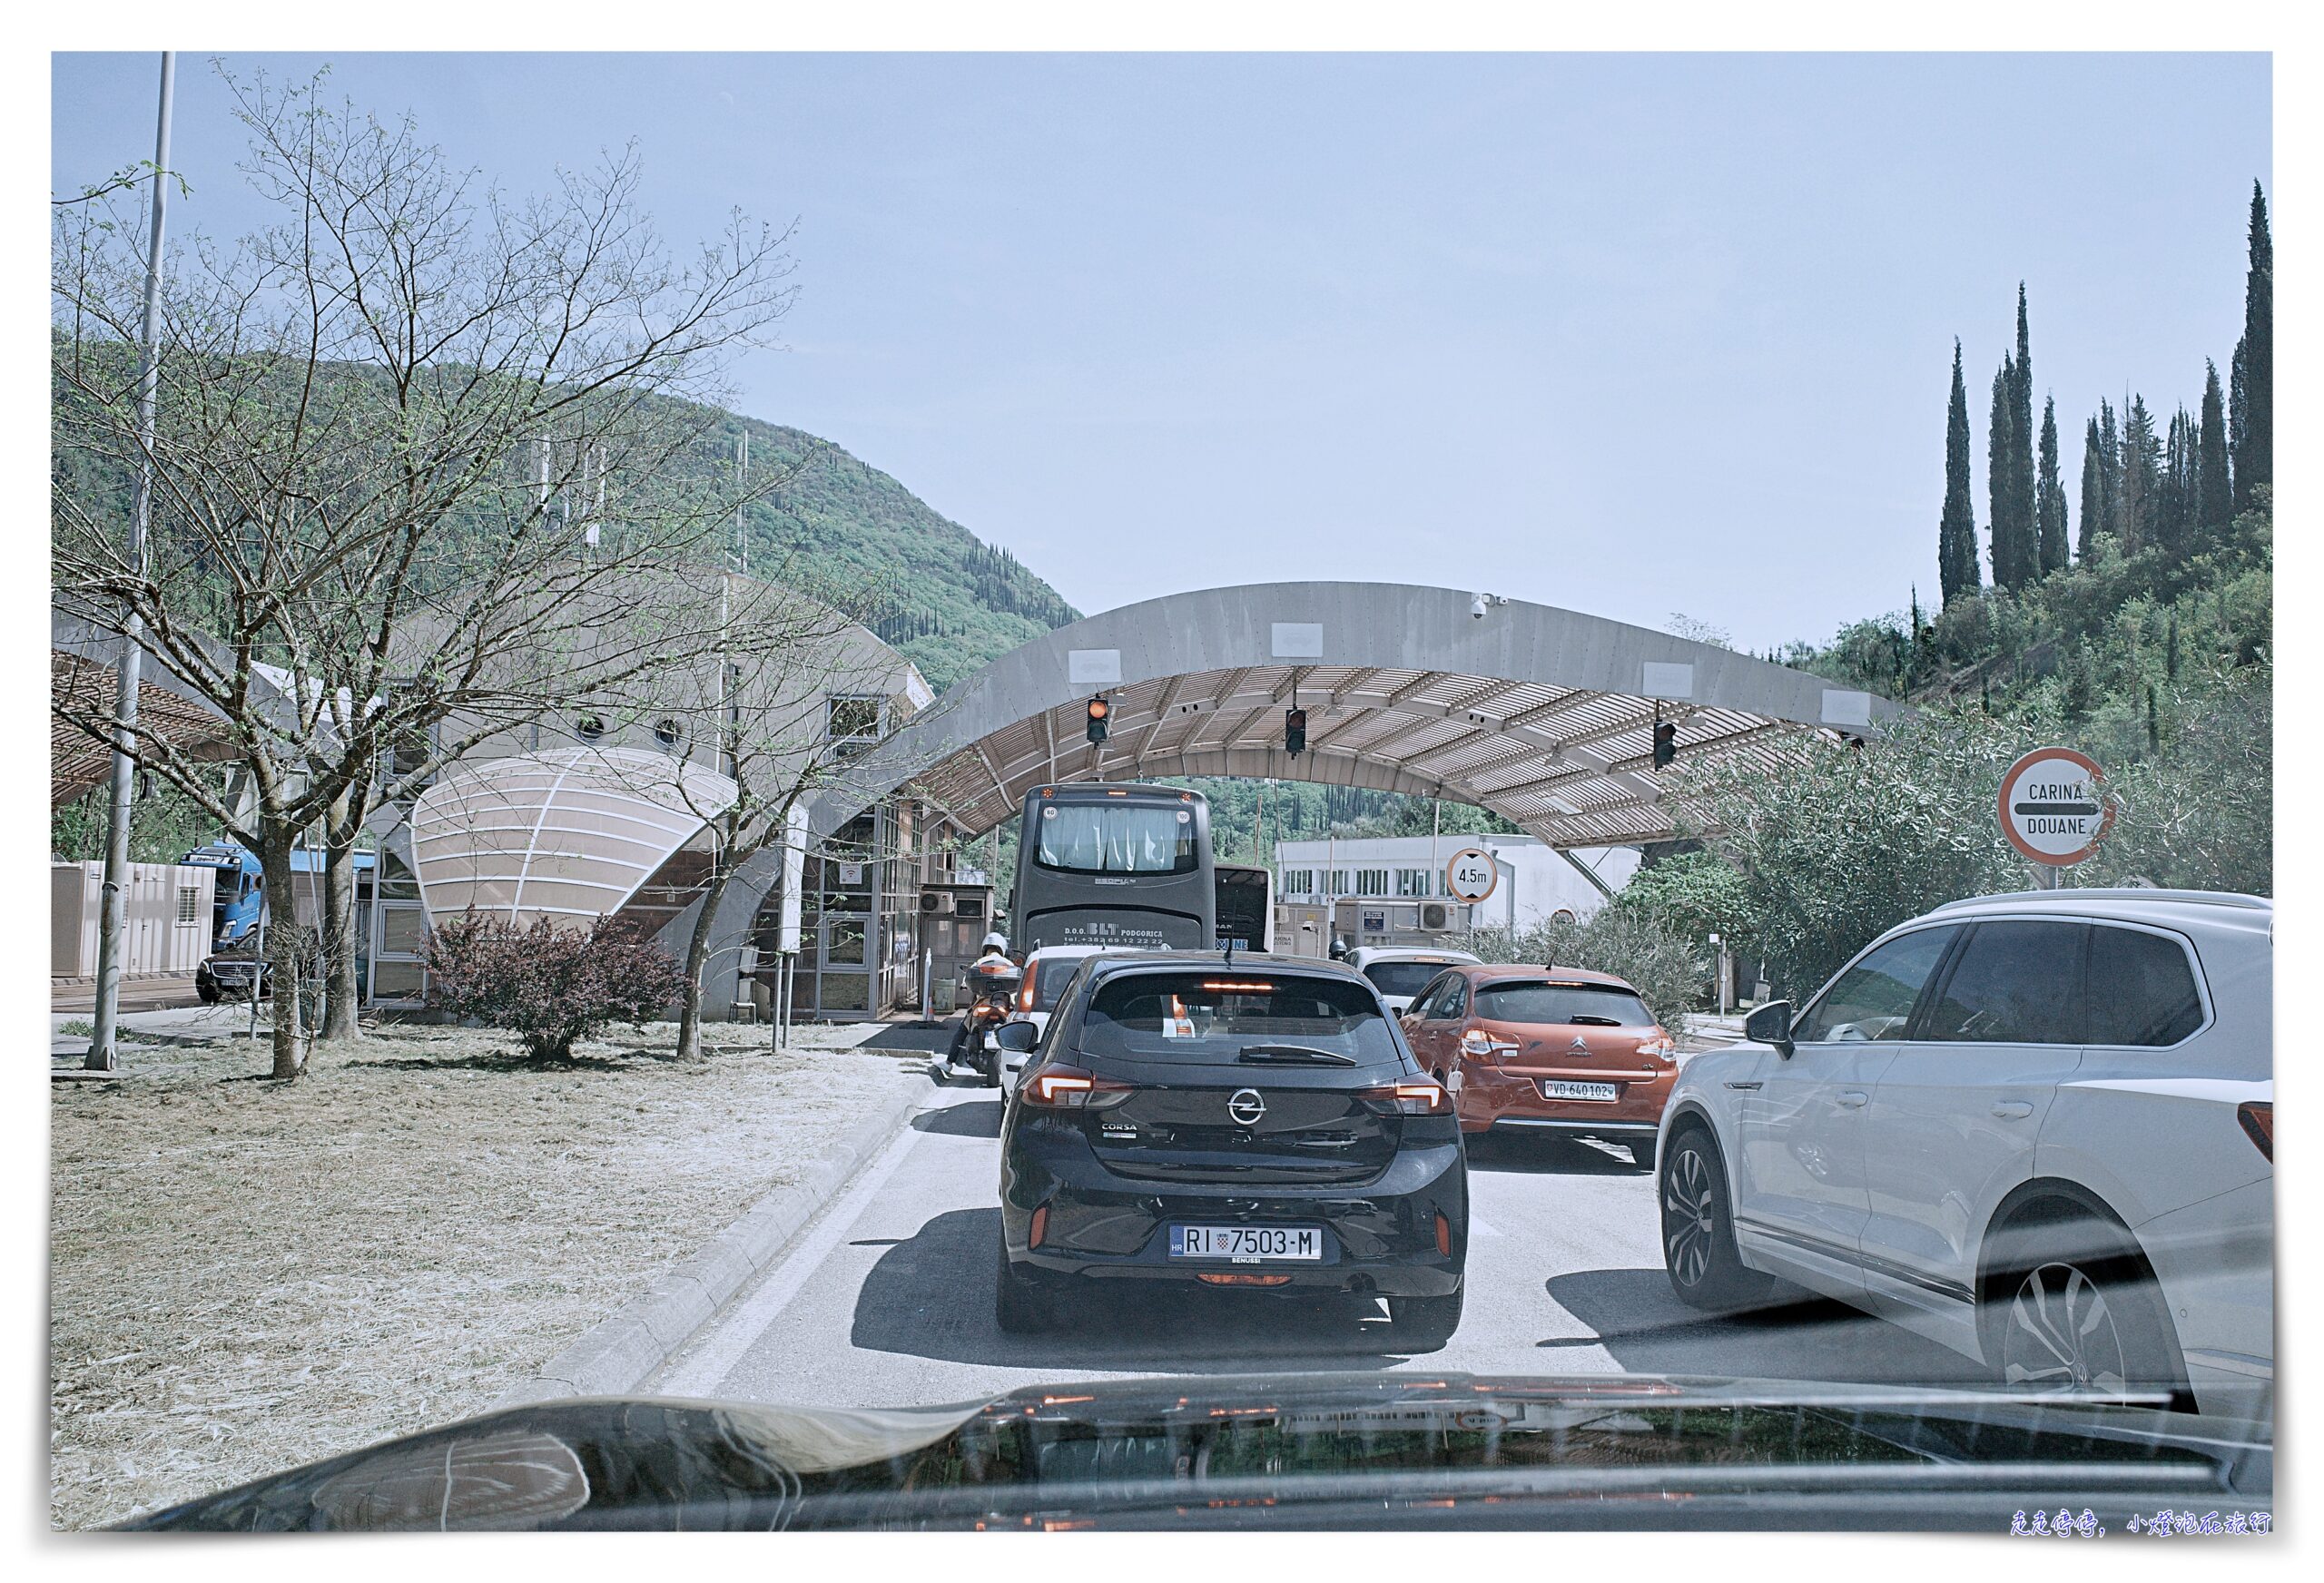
[1999,746,2114,868]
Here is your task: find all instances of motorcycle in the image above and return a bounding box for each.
[952,964,1022,1088]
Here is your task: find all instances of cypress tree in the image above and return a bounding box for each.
[1938,339,1980,604]
[2118,395,2160,554]
[2233,182,2271,510]
[2011,285,2038,575]
[2159,407,2197,559]
[1987,357,2022,586]
[2078,416,2105,561]
[2198,359,2232,543]
[2230,338,2249,507]
[2096,398,2122,542]
[2036,394,2067,574]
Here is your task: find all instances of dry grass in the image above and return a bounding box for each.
[48,1019,926,1529]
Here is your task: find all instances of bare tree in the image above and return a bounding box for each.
[568,576,940,1061]
[53,67,811,1077]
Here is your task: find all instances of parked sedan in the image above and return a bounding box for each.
[991,952,1467,1348]
[1402,964,1678,1167]
[1657,889,2273,1421]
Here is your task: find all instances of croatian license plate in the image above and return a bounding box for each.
[1169,1224,1323,1262]
[1542,1080,1620,1102]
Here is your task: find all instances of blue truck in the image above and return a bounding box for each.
[179,843,377,1002]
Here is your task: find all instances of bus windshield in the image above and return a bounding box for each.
[1034,802,1197,874]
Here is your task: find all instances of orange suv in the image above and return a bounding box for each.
[1400,963,1678,1168]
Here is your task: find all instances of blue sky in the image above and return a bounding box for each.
[52,52,2270,651]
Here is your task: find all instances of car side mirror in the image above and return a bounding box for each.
[1744,1000,1795,1057]
[991,1020,1039,1054]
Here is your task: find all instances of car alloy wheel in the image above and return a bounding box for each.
[2001,1261,2132,1395]
[1662,1142,1718,1290]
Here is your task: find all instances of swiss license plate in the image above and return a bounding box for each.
[1542,1079,1620,1102]
[1169,1224,1323,1262]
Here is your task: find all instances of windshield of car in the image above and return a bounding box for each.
[1472,981,1657,1027]
[1360,960,1457,998]
[1078,970,1403,1066]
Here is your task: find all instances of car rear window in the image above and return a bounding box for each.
[1361,960,1453,998]
[2084,926,2206,1046]
[1472,981,1656,1027]
[1079,971,1402,1066]
[1028,955,1083,1013]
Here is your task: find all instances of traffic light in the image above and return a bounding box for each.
[1285,706,1307,757]
[1651,714,1677,771]
[1085,694,1110,745]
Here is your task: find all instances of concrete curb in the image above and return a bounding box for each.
[493,1068,932,1408]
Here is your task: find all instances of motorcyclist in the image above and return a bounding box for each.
[944,932,1016,1075]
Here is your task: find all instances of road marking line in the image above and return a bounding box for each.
[655,1100,943,1398]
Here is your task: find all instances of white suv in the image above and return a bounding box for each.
[1657,889,2272,1421]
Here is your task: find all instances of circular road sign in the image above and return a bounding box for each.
[1999,746,2113,866]
[1445,847,1499,904]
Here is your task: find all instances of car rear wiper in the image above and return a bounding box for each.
[1236,1044,1359,1066]
[1565,1015,1625,1027]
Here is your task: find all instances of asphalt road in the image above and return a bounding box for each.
[648,1077,1990,1410]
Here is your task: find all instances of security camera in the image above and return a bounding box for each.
[1470,593,1489,620]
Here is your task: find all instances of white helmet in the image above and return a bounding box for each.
[982,931,1008,953]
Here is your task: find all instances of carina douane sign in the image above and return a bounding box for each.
[1999,746,2113,867]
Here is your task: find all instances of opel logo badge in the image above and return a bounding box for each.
[1227,1088,1266,1126]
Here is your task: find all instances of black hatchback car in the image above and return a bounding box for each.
[990,952,1468,1348]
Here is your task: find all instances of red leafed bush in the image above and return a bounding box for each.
[422,911,689,1062]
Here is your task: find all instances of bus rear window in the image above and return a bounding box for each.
[1035,802,1198,875]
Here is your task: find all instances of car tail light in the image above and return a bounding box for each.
[1029,1204,1049,1248]
[2239,1101,2272,1162]
[1636,1035,1677,1060]
[1359,1079,1449,1115]
[1434,1211,1452,1257]
[1458,1030,1519,1059]
[1021,1064,1135,1111]
[1018,962,1037,1013]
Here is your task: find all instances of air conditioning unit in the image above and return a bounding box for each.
[919,890,956,916]
[1421,902,1451,931]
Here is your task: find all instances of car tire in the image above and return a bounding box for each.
[1659,1124,1776,1313]
[1629,1135,1657,1172]
[1985,1211,2186,1407]
[196,980,220,1005]
[1393,1289,1463,1352]
[994,1235,1059,1334]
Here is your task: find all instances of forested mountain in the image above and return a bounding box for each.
[679,411,1078,693]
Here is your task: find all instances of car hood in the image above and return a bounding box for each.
[123,1372,2271,1531]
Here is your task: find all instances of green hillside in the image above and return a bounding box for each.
[708,412,1079,692]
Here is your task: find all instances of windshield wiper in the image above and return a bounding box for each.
[1565,1015,1625,1027]
[1236,1044,1358,1066]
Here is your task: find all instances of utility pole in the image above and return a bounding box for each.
[735,430,750,575]
[87,52,176,1073]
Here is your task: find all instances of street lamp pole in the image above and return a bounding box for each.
[88,52,177,1074]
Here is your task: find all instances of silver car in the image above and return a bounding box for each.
[1657,889,2272,1421]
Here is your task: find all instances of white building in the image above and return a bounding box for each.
[1271,833,1639,956]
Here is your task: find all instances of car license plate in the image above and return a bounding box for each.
[1169,1225,1322,1262]
[1541,1079,1620,1102]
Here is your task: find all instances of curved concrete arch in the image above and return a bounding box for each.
[813,581,1891,843]
[704,581,1894,992]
